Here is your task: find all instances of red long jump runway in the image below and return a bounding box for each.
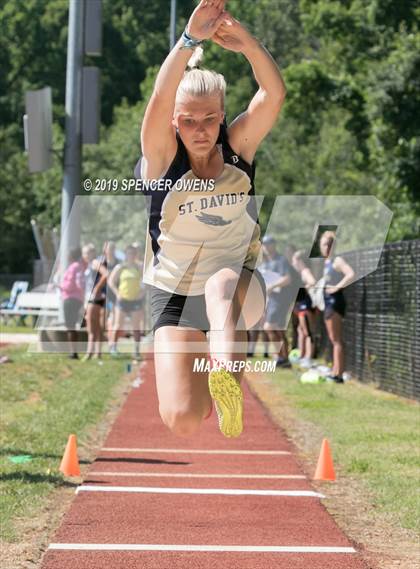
[41,363,369,569]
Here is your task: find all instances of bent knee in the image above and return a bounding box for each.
[160,407,202,438]
[205,270,239,302]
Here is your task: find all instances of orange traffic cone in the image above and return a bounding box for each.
[314,438,336,481]
[59,434,81,477]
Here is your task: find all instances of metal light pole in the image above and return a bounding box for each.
[170,0,177,50]
[60,0,85,271]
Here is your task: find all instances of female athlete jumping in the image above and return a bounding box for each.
[137,0,286,437]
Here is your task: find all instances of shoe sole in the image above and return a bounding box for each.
[208,369,243,438]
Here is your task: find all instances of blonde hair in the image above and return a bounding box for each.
[320,230,337,257]
[82,243,96,255]
[176,49,226,108]
[321,231,336,242]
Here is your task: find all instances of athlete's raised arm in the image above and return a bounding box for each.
[212,13,287,164]
[141,0,226,169]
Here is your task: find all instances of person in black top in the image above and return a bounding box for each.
[138,0,286,437]
[291,250,317,366]
[320,231,355,382]
[83,244,108,361]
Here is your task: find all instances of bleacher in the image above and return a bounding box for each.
[0,282,60,325]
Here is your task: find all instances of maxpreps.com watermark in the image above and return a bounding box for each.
[83,178,215,192]
[193,358,277,374]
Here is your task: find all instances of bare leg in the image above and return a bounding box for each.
[247,329,258,356]
[325,312,344,376]
[279,330,289,358]
[262,330,269,356]
[298,312,311,358]
[85,304,94,357]
[205,268,265,436]
[297,314,305,356]
[306,311,316,358]
[107,304,115,346]
[67,330,77,356]
[110,307,124,352]
[291,312,299,350]
[205,268,265,382]
[264,326,284,359]
[91,304,102,357]
[130,310,142,357]
[154,327,211,437]
[96,304,106,356]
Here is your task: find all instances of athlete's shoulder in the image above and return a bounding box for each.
[333,256,348,271]
[217,119,253,171]
[134,133,186,182]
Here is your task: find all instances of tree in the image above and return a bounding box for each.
[1,0,418,274]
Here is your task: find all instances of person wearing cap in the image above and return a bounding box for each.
[260,235,293,367]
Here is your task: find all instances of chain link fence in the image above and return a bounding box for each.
[342,240,419,400]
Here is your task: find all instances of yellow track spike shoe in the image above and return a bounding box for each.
[208,366,243,438]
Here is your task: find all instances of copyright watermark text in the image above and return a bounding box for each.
[193,358,276,374]
[83,178,215,192]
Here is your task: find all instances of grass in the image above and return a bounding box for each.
[0,344,130,541]
[0,322,37,334]
[2,341,418,541]
[268,367,420,531]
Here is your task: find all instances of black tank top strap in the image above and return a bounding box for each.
[219,120,259,227]
[218,118,254,180]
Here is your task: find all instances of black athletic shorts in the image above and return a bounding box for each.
[294,294,314,314]
[151,268,266,334]
[88,297,105,307]
[324,291,346,319]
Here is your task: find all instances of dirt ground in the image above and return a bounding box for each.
[247,373,420,569]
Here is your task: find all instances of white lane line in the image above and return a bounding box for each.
[101,448,291,455]
[88,472,306,480]
[49,544,356,553]
[76,485,324,498]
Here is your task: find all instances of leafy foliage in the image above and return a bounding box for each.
[0,0,418,272]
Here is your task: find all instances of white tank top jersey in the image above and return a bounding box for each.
[134,119,262,296]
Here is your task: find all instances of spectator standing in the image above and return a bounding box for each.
[83,244,108,361]
[261,236,293,368]
[60,247,86,359]
[104,241,119,342]
[291,250,317,366]
[319,231,355,382]
[108,244,145,359]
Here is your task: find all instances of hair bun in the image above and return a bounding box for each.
[187,46,204,70]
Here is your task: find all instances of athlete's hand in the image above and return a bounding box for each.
[325,285,339,295]
[187,0,226,41]
[211,13,254,53]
